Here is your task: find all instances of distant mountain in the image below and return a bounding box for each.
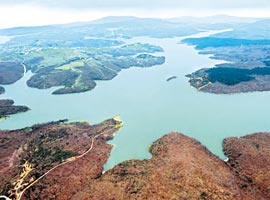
[0,15,262,38]
[168,15,260,24]
[0,16,199,38]
[91,16,141,24]
[214,19,270,39]
[0,25,58,36]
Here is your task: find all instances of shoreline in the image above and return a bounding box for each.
[1,120,269,199]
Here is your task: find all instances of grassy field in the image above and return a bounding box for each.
[57,61,85,70]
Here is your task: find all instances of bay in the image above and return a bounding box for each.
[1,31,270,170]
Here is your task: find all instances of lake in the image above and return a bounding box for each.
[1,31,270,170]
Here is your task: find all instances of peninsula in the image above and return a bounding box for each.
[1,119,270,199]
[0,100,29,119]
[0,31,166,95]
[184,20,270,94]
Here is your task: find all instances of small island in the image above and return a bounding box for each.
[166,76,177,82]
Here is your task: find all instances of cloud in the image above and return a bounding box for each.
[0,0,270,28]
[1,0,270,10]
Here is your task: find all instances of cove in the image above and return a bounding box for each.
[1,31,270,170]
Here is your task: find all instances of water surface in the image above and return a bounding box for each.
[1,32,270,170]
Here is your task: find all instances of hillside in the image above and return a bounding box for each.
[1,119,270,199]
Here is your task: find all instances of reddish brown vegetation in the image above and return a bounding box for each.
[223,133,270,199]
[0,119,121,200]
[1,120,270,200]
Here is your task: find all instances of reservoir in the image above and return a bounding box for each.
[1,31,270,170]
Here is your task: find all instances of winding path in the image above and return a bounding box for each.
[0,195,12,200]
[16,132,102,200]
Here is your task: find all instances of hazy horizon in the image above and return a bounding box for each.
[1,0,270,29]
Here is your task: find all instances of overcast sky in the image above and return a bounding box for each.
[1,0,270,28]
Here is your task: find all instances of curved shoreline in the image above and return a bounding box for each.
[1,120,270,199]
[1,30,270,173]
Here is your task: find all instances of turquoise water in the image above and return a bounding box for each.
[1,32,270,170]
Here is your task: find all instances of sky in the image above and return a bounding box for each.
[0,0,270,28]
